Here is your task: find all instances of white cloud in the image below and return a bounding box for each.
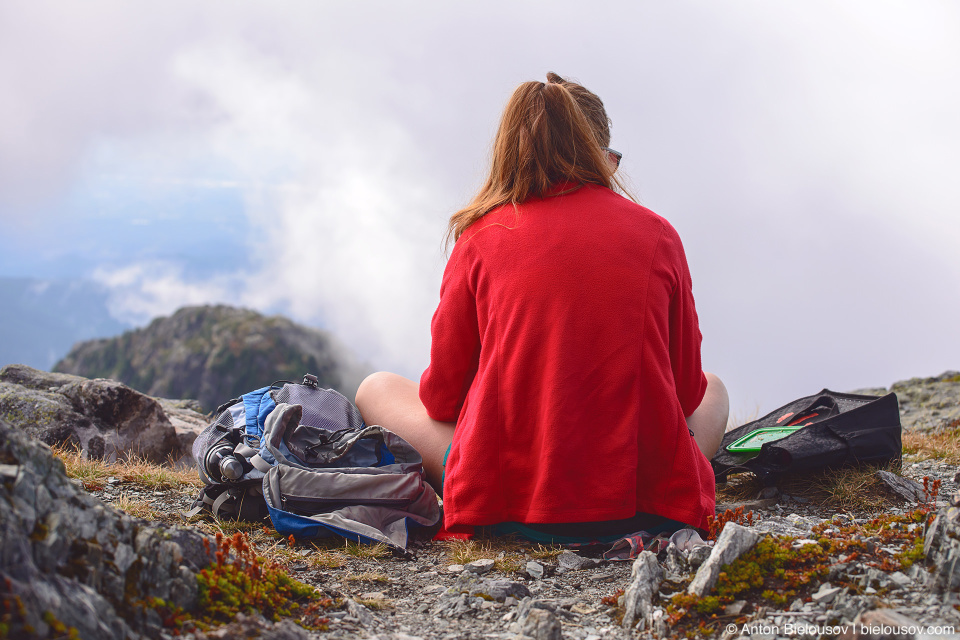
[82,36,448,375]
[3,0,959,414]
[92,262,239,325]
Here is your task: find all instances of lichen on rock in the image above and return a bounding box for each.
[0,418,211,639]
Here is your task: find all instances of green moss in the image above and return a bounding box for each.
[716,537,827,602]
[694,596,721,614]
[668,536,833,632]
[897,535,926,569]
[37,610,79,639]
[194,532,331,630]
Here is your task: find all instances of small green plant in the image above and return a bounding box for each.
[897,535,926,569]
[694,596,721,614]
[1,587,81,639]
[666,536,829,631]
[812,507,934,573]
[41,610,79,639]
[197,532,331,629]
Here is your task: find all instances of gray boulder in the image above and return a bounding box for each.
[556,550,602,572]
[157,397,210,461]
[687,522,760,597]
[0,417,211,639]
[924,501,960,591]
[876,470,926,502]
[511,599,569,639]
[0,364,204,464]
[516,607,563,640]
[443,571,531,602]
[621,550,663,630]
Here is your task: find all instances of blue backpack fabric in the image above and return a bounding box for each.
[188,375,440,550]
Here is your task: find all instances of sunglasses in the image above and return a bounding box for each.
[602,147,622,168]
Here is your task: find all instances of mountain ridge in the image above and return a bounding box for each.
[53,304,368,411]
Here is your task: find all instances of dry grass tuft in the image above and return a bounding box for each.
[494,555,525,574]
[190,516,269,537]
[718,463,900,512]
[441,537,527,573]
[52,443,202,490]
[903,424,960,464]
[111,493,163,520]
[345,571,390,583]
[805,466,896,511]
[443,538,492,565]
[343,540,391,559]
[530,544,563,560]
[309,546,349,569]
[715,475,765,503]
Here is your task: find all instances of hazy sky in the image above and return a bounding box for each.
[1,1,958,418]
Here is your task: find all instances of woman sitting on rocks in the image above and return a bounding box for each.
[356,73,729,543]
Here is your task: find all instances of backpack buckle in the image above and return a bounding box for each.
[302,374,320,388]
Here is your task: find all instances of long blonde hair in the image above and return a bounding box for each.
[447,73,628,245]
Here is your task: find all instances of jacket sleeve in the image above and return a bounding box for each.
[419,241,482,423]
[663,225,708,417]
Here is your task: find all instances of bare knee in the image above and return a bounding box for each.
[690,371,730,459]
[703,372,729,413]
[356,371,404,409]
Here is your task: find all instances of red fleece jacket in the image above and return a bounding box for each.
[420,184,714,531]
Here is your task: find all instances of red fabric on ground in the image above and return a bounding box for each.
[420,184,714,532]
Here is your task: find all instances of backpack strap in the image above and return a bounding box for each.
[182,485,235,519]
[235,442,259,458]
[249,454,273,473]
[211,490,236,518]
[183,484,260,520]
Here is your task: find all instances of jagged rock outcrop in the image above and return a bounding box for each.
[687,522,760,597]
[924,500,960,591]
[0,418,211,639]
[0,364,193,463]
[54,305,368,412]
[852,370,960,432]
[621,551,663,631]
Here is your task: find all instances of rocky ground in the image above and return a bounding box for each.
[85,453,960,640]
[4,370,960,640]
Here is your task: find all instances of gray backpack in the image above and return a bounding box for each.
[187,375,440,550]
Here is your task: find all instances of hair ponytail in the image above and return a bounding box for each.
[447,73,627,246]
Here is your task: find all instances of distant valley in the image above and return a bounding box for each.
[0,277,130,371]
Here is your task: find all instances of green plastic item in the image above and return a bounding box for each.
[726,426,804,453]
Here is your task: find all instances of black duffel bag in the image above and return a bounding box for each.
[712,389,902,485]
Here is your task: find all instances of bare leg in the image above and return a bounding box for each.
[355,372,455,493]
[687,372,730,460]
